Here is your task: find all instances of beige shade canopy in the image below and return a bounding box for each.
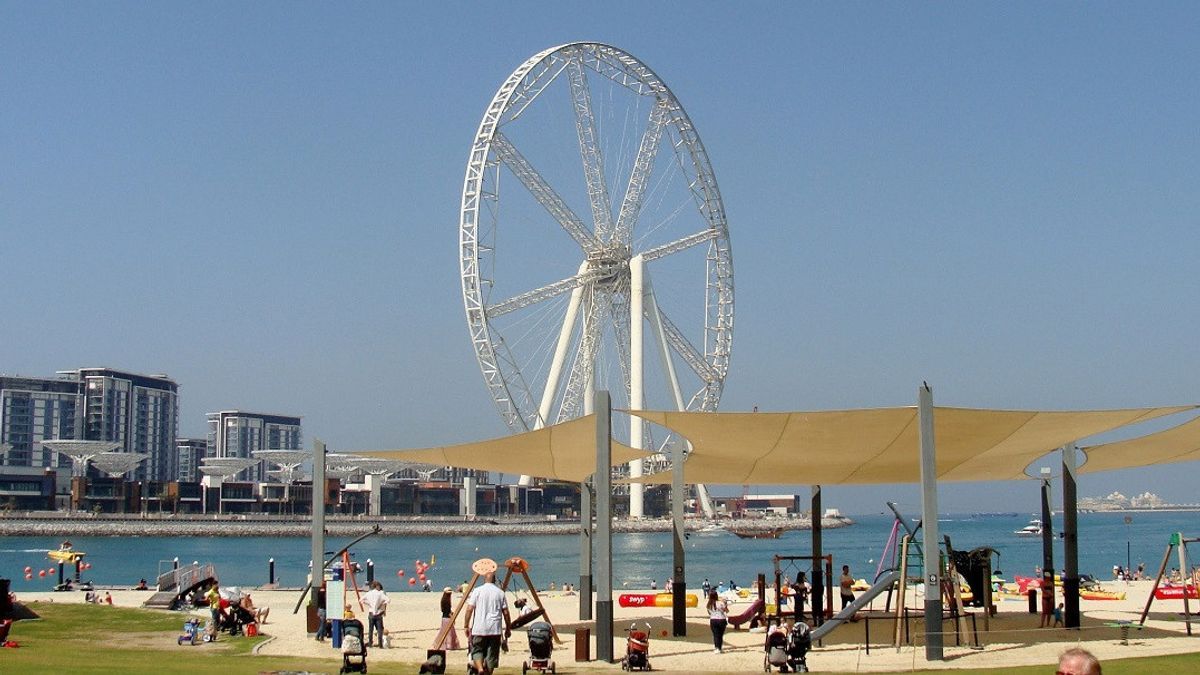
[1080,413,1200,474]
[623,405,1194,485]
[356,413,646,483]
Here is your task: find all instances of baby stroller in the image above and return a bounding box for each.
[340,618,367,673]
[764,622,810,673]
[522,621,555,674]
[619,622,652,671]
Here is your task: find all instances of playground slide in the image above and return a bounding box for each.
[811,570,901,641]
[728,598,766,629]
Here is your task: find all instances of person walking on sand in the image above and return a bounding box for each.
[362,580,390,648]
[706,589,728,653]
[439,587,462,650]
[1053,602,1064,627]
[1057,646,1102,675]
[839,565,855,610]
[463,571,511,675]
[205,582,221,626]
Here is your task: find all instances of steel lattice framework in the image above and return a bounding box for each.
[459,42,734,451]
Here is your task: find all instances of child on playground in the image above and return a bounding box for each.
[1053,602,1064,627]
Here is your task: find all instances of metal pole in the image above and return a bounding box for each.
[1061,444,1080,628]
[269,558,276,586]
[366,559,375,585]
[310,439,326,610]
[811,485,823,628]
[918,383,942,660]
[580,478,593,621]
[1040,467,1055,624]
[671,430,686,636]
[594,391,614,662]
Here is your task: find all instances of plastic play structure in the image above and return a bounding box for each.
[1139,532,1196,635]
[617,593,698,608]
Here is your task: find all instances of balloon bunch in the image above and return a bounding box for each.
[396,558,434,588]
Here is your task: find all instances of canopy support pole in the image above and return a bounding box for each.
[1040,467,1056,627]
[580,477,593,620]
[918,384,943,660]
[310,439,326,612]
[1062,443,1080,628]
[595,391,614,662]
[672,400,687,637]
[811,485,823,629]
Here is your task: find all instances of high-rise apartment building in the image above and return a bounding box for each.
[60,368,179,483]
[0,376,83,469]
[176,437,209,483]
[207,411,302,482]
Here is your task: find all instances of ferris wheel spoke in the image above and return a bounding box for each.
[653,306,720,384]
[641,228,718,262]
[487,270,592,317]
[504,55,571,124]
[491,133,598,253]
[614,99,670,246]
[566,50,615,242]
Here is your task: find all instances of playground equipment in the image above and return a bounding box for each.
[771,554,833,627]
[617,593,698,608]
[1139,532,1196,635]
[433,557,562,651]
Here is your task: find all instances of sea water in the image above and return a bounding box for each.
[1,512,1192,591]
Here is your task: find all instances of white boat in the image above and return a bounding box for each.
[1014,519,1043,537]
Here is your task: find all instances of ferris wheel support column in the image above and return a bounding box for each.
[629,256,646,519]
[518,264,589,487]
[643,272,716,519]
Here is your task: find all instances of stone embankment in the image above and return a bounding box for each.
[0,513,853,537]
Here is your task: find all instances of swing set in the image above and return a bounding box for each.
[432,556,563,651]
[1139,532,1197,635]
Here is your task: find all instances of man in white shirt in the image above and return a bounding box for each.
[361,580,389,648]
[462,572,511,674]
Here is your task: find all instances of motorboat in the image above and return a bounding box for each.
[1014,519,1043,537]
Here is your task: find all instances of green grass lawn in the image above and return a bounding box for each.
[2,602,1198,674]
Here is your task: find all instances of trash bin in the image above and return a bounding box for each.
[575,627,591,661]
[1027,589,1037,614]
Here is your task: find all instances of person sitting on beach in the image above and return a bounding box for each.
[135,578,148,591]
[548,582,556,593]
[514,597,532,617]
[562,584,576,597]
[104,592,113,606]
[241,592,269,624]
[664,578,673,593]
[1056,646,1101,675]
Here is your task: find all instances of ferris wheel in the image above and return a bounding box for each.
[459,43,733,517]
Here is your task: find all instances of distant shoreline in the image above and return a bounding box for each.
[0,513,854,538]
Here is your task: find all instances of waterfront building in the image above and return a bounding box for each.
[59,367,179,483]
[0,375,83,472]
[207,410,302,483]
[176,437,209,483]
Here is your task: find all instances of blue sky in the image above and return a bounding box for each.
[3,3,1198,513]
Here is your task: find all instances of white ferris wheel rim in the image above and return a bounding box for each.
[459,42,733,434]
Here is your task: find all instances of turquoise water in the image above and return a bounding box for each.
[2,512,1191,591]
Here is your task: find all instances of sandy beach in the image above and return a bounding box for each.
[13,578,1200,672]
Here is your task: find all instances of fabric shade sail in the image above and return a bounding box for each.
[1080,413,1200,474]
[624,405,1194,486]
[356,413,647,483]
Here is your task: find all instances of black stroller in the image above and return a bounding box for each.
[763,622,810,673]
[522,621,556,674]
[619,621,652,671]
[340,618,367,674]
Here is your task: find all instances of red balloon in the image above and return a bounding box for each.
[414,560,421,567]
[408,578,416,586]
[24,574,32,580]
[48,568,56,575]
[418,573,426,581]
[23,566,31,574]
[398,569,405,576]
[38,570,46,577]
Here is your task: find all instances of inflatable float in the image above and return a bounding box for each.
[1080,589,1125,601]
[47,549,85,564]
[618,593,698,608]
[1154,585,1199,600]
